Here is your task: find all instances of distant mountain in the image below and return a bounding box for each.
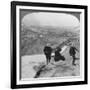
[58,31,79,37]
[20,28,79,56]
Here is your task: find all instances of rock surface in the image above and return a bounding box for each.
[21,53,80,79]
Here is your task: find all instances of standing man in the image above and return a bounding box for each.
[43,44,52,65]
[69,43,79,65]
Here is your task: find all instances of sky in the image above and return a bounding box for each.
[20,9,80,33]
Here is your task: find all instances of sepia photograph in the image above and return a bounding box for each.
[11,1,87,89]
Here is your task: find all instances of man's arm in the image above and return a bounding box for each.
[74,47,79,52]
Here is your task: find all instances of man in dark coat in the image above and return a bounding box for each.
[44,44,52,65]
[54,48,65,62]
[69,44,79,65]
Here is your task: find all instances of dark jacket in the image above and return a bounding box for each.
[69,46,77,56]
[54,49,65,62]
[44,46,52,56]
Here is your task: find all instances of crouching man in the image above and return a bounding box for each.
[54,48,65,62]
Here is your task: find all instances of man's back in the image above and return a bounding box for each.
[69,46,76,55]
[44,46,52,55]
